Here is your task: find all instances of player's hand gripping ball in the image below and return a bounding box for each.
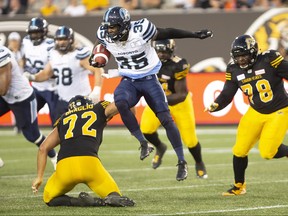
[89,44,111,68]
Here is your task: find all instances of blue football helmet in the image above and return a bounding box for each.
[54,26,74,53]
[230,34,258,69]
[27,17,48,45]
[102,6,131,41]
[68,95,93,110]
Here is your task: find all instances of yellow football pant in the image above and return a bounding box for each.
[140,93,198,148]
[233,106,288,159]
[43,156,121,203]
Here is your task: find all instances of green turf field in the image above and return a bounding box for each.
[1,126,288,215]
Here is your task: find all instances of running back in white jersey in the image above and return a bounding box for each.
[0,46,33,104]
[48,46,91,102]
[21,36,56,91]
[97,18,161,79]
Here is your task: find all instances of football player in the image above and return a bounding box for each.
[32,95,135,207]
[0,44,57,169]
[22,17,58,125]
[24,26,103,120]
[140,39,208,179]
[89,6,213,181]
[205,35,288,195]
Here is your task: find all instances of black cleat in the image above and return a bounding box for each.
[104,195,135,207]
[152,142,167,169]
[79,192,106,206]
[176,160,188,181]
[195,162,208,179]
[139,141,154,160]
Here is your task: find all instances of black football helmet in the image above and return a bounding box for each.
[68,95,93,110]
[230,34,258,69]
[27,17,48,46]
[152,39,175,62]
[102,6,131,41]
[54,26,74,53]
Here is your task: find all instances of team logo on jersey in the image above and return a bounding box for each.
[237,74,245,81]
[255,69,265,75]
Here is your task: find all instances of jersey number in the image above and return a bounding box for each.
[54,68,72,86]
[116,51,148,70]
[241,79,273,104]
[63,111,97,139]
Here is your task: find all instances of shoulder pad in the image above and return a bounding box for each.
[261,50,284,68]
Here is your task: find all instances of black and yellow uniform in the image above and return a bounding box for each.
[141,39,207,178]
[43,101,121,203]
[207,35,288,195]
[214,50,288,159]
[141,56,198,148]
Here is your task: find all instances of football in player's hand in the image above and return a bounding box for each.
[92,44,111,66]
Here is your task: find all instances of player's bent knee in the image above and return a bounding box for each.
[259,151,274,160]
[156,111,173,126]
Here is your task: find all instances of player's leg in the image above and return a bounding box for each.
[141,75,187,181]
[84,156,135,207]
[114,78,153,160]
[140,105,166,169]
[259,106,288,159]
[223,107,261,196]
[172,94,207,178]
[41,90,59,125]
[10,92,57,168]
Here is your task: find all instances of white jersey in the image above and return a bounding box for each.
[48,46,91,102]
[97,18,161,79]
[0,46,33,104]
[21,36,56,91]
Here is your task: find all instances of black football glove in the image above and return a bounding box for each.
[194,29,213,39]
[88,54,106,68]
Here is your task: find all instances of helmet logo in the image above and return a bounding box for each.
[245,37,255,50]
[120,8,130,22]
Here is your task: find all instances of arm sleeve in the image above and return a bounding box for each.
[214,80,239,111]
[155,28,200,40]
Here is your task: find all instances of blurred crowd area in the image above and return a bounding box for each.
[0,0,287,17]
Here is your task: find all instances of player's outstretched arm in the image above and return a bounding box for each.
[155,28,213,40]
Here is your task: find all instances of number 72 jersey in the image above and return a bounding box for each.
[97,18,160,79]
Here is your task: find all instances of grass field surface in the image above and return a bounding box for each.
[1,126,288,215]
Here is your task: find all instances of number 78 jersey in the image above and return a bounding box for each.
[97,18,161,79]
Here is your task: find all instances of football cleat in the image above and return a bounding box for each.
[152,142,167,169]
[222,182,246,196]
[195,162,208,179]
[104,195,135,207]
[78,192,106,206]
[176,160,188,181]
[139,141,154,160]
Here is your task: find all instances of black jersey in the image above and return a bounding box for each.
[56,101,110,162]
[157,55,190,96]
[215,50,288,114]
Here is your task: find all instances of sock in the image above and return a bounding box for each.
[157,111,185,161]
[273,144,288,158]
[144,132,162,148]
[188,142,202,163]
[35,134,56,158]
[233,155,248,184]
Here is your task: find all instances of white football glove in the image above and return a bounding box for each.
[89,86,101,103]
[23,72,36,81]
[204,102,219,112]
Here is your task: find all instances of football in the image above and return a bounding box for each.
[92,44,111,66]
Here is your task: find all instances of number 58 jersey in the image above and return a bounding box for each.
[97,18,161,79]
